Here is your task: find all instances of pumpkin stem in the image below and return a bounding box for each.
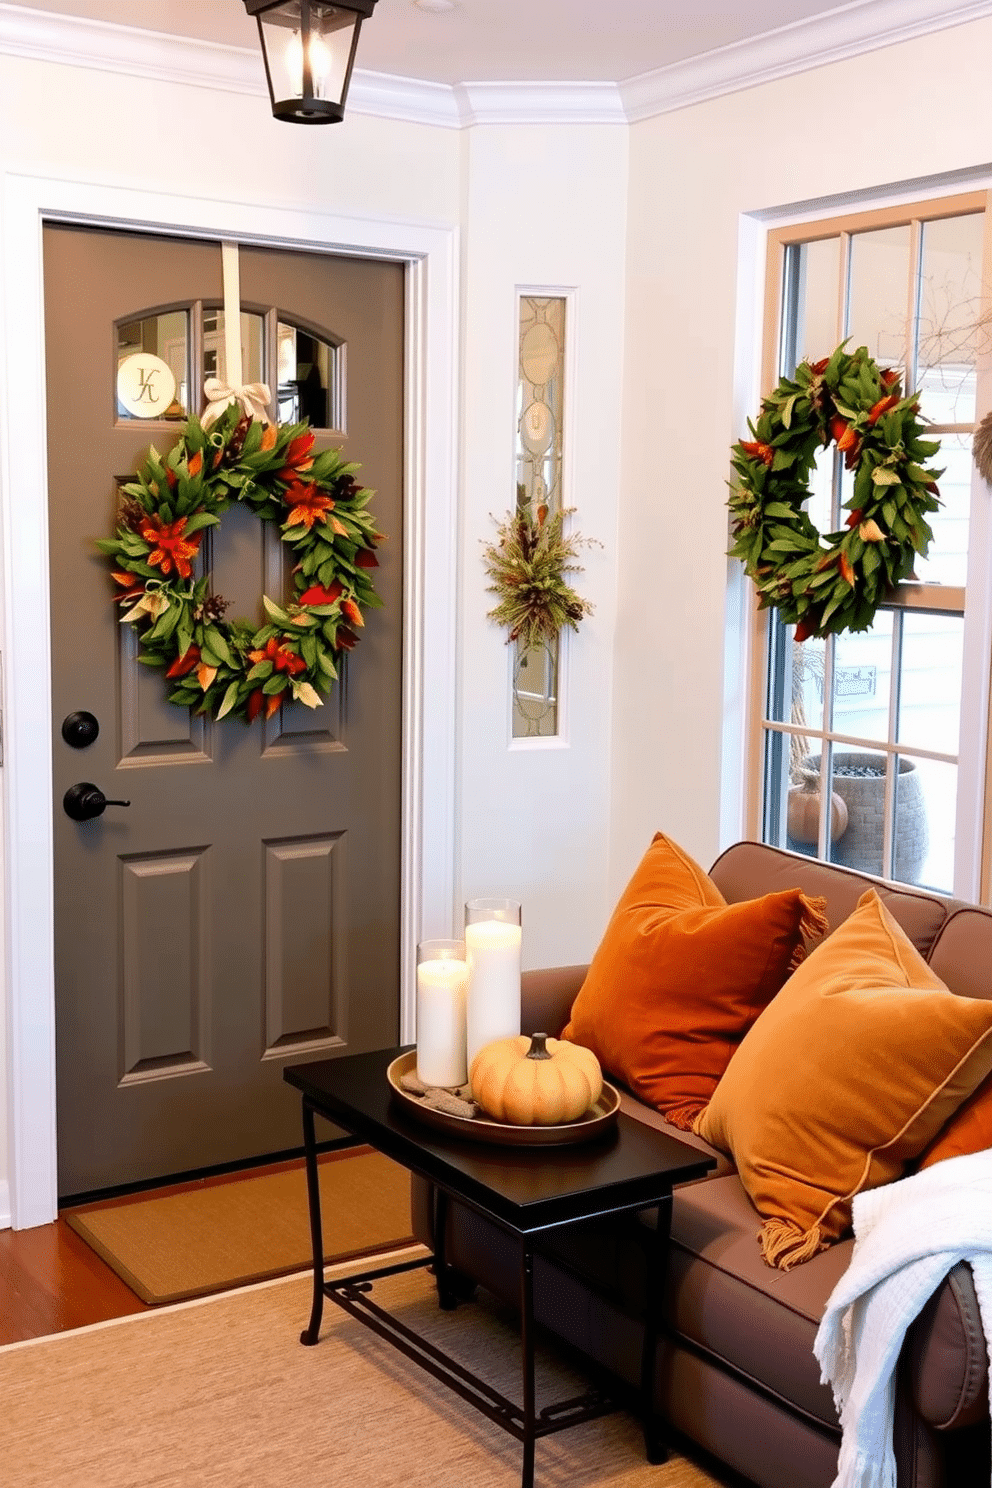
[526,1033,552,1060]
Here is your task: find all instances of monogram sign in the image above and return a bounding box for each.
[116,352,178,420]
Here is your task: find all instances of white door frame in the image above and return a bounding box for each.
[0,171,460,1229]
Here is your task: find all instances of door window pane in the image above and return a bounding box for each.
[203,309,265,388]
[277,322,338,428]
[116,311,188,420]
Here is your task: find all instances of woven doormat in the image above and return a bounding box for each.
[64,1149,413,1305]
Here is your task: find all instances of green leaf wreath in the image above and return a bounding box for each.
[97,405,384,723]
[727,343,943,641]
[482,503,596,650]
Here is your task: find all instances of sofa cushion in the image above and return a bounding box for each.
[560,831,828,1130]
[540,1172,848,1430]
[667,1174,849,1429]
[708,840,952,960]
[695,889,992,1269]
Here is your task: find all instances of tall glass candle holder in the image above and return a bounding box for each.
[415,939,469,1088]
[464,898,522,1069]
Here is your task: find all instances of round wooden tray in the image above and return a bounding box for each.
[386,1050,620,1147]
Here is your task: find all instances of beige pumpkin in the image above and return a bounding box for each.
[787,771,848,844]
[470,1032,603,1126]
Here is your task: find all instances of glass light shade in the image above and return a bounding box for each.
[243,0,378,124]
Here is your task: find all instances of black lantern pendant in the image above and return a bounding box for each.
[242,1,379,124]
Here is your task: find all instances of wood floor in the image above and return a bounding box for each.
[0,1211,148,1345]
[0,1149,354,1346]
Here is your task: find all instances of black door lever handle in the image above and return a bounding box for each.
[63,783,131,821]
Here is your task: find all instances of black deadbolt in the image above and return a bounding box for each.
[63,783,131,822]
[62,711,100,749]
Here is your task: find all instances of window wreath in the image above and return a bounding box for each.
[98,404,384,723]
[727,343,943,641]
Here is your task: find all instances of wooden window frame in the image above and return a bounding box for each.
[744,190,992,900]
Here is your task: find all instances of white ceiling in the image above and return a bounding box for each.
[0,0,952,86]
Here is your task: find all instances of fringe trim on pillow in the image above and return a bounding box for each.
[664,1101,705,1132]
[787,893,830,974]
[758,1217,826,1270]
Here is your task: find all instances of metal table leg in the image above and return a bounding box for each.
[640,1194,672,1463]
[520,1241,536,1488]
[300,1097,325,1346]
[433,1186,460,1310]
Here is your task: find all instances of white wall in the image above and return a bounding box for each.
[457,123,628,970]
[0,47,629,1221]
[611,16,992,898]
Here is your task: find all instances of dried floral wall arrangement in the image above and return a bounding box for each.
[481,503,598,649]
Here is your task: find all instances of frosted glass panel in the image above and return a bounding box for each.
[512,296,566,740]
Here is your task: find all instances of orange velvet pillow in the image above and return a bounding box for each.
[695,890,992,1269]
[560,832,827,1130]
[917,1075,992,1169]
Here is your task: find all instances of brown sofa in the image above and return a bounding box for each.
[411,842,992,1488]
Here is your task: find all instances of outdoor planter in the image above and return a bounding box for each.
[797,751,929,883]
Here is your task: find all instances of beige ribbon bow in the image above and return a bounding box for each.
[201,377,272,429]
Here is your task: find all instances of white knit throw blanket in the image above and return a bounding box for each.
[814,1148,992,1488]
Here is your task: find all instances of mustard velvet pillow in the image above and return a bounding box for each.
[694,889,992,1269]
[560,832,828,1130]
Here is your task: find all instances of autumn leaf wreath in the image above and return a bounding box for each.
[98,406,383,723]
[727,343,943,641]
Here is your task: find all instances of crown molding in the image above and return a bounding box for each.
[621,0,992,121]
[0,4,265,94]
[454,81,626,128]
[0,0,991,129]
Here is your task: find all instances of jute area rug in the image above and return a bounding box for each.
[0,1251,733,1488]
[64,1149,412,1304]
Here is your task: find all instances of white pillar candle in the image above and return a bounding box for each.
[465,918,522,1069]
[416,956,469,1088]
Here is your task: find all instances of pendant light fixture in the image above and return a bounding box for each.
[242,1,380,124]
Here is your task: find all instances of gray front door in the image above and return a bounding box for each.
[45,225,404,1197]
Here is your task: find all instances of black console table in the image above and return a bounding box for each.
[284,1048,714,1488]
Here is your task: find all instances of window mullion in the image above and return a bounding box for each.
[881,611,904,879]
[816,638,837,858]
[906,219,923,390]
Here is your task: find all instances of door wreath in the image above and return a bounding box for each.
[727,343,943,641]
[98,404,384,723]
